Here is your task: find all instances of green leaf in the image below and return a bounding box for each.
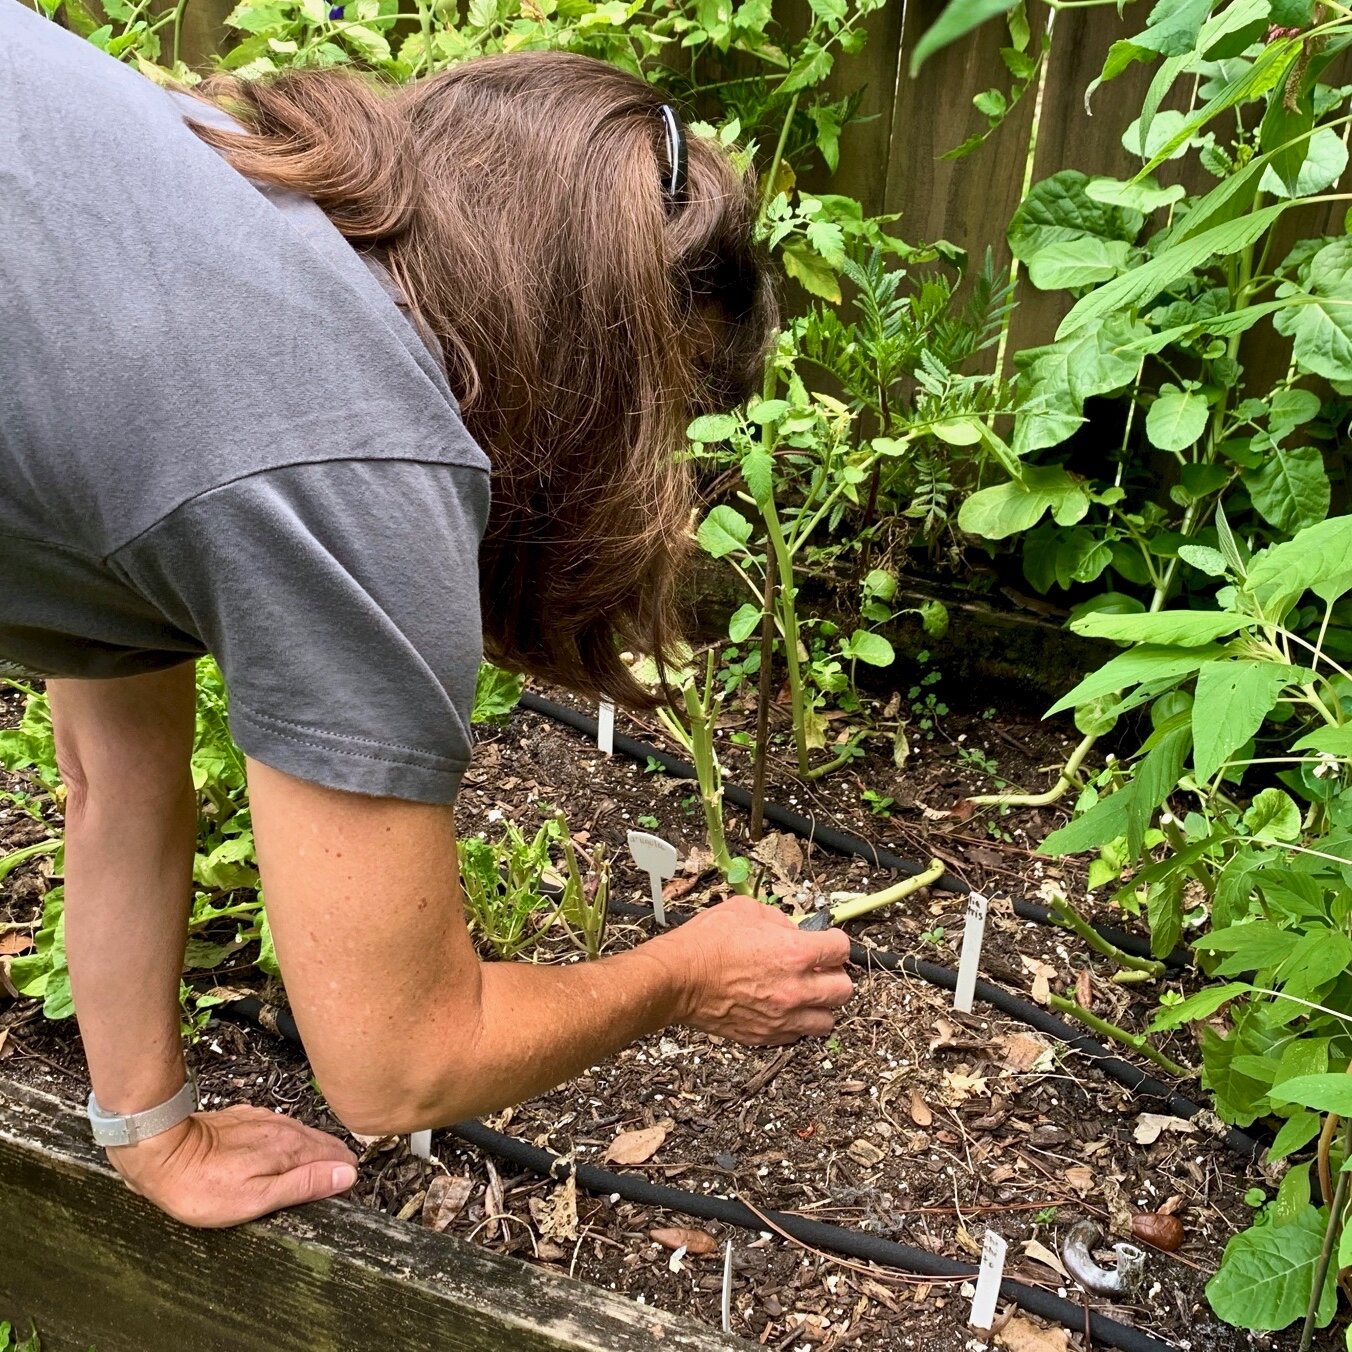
[1070,609,1246,647]
[1260,126,1349,201]
[1269,1111,1323,1162]
[1244,515,1352,621]
[1146,383,1209,452]
[741,442,774,506]
[1026,238,1133,290]
[1243,787,1302,841]
[910,0,1017,75]
[1149,981,1252,1032]
[696,505,754,559]
[728,603,761,643]
[1246,443,1330,534]
[1293,726,1352,756]
[1040,783,1139,857]
[780,240,841,302]
[1013,316,1149,456]
[472,663,523,724]
[1123,108,1195,162]
[841,630,895,667]
[1008,171,1143,291]
[687,413,739,443]
[1271,1073,1352,1115]
[957,465,1090,540]
[1047,645,1226,717]
[1192,660,1300,781]
[1059,205,1289,339]
[1145,871,1184,958]
[1178,544,1230,577]
[1273,237,1352,382]
[1086,176,1186,214]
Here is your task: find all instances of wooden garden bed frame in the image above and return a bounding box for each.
[0,1078,745,1352]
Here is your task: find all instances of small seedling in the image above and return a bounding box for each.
[637,814,660,830]
[920,924,945,945]
[861,789,894,817]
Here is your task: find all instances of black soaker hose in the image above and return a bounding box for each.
[605,898,1261,1162]
[222,998,1177,1352]
[518,691,1185,970]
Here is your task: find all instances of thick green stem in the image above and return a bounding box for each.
[670,656,738,884]
[759,92,800,220]
[825,859,946,925]
[1298,1115,1351,1352]
[0,838,58,883]
[965,729,1097,808]
[803,734,864,782]
[1048,993,1195,1079]
[761,497,810,778]
[1045,896,1166,977]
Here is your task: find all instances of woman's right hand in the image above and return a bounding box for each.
[654,895,854,1045]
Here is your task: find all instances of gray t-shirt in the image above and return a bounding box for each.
[0,2,491,803]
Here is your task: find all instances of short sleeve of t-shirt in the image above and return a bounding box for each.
[111,458,490,803]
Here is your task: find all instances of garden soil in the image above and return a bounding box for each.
[0,679,1320,1351]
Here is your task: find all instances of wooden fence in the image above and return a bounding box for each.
[162,0,1348,358]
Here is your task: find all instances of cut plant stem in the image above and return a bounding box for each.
[1047,994,1194,1080]
[824,859,945,926]
[803,733,865,782]
[965,730,1097,808]
[750,541,777,842]
[1045,896,1166,978]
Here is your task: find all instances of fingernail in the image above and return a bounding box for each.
[332,1164,358,1191]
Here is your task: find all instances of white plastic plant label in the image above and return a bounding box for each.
[627,830,678,928]
[969,1228,1006,1331]
[953,891,989,1014]
[409,1130,432,1160]
[597,700,615,755]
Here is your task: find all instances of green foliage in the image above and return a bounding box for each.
[472,663,523,723]
[0,1323,44,1352]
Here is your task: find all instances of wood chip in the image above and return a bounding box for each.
[909,1087,933,1128]
[650,1226,718,1256]
[1000,1033,1050,1072]
[996,1315,1069,1351]
[1075,968,1093,1009]
[605,1124,667,1165]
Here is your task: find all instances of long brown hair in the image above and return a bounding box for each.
[192,54,775,705]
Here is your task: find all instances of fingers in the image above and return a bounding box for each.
[255,1159,359,1218]
[805,928,851,968]
[809,970,855,1009]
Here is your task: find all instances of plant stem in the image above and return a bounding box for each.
[803,734,865,781]
[0,837,58,883]
[965,729,1097,807]
[761,496,810,779]
[750,554,777,843]
[1048,993,1194,1078]
[760,92,800,220]
[1045,896,1166,977]
[825,859,946,925]
[1298,1115,1351,1352]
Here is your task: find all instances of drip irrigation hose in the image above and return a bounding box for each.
[604,898,1261,1162]
[518,691,1185,971]
[222,998,1177,1352]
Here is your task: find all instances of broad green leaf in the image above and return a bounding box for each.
[1026,238,1133,290]
[728,603,761,643]
[1047,645,1225,717]
[1269,1110,1322,1162]
[687,413,738,443]
[1246,443,1330,534]
[1069,610,1247,646]
[909,0,1017,75]
[1197,919,1300,971]
[842,630,894,667]
[1146,384,1209,451]
[1270,1073,1352,1115]
[1085,176,1186,214]
[1279,928,1352,1000]
[696,505,753,558]
[472,663,522,724]
[1192,660,1301,781]
[1260,126,1349,201]
[1177,545,1229,577]
[1149,981,1252,1031]
[1122,108,1194,161]
[1013,316,1148,455]
[1273,238,1352,382]
[741,442,774,506]
[1244,787,1302,842]
[931,417,983,446]
[1059,205,1288,339]
[1145,871,1184,958]
[1129,715,1192,858]
[781,240,841,303]
[1268,387,1322,443]
[957,465,1090,540]
[1293,726,1352,756]
[1244,515,1352,620]
[1091,0,1210,88]
[1040,783,1138,857]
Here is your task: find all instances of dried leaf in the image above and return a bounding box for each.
[950,798,978,822]
[421,1173,474,1232]
[909,1088,933,1128]
[996,1315,1069,1352]
[528,1172,579,1242]
[954,1224,982,1258]
[650,1226,718,1256]
[1022,1238,1069,1280]
[1019,955,1057,1005]
[605,1124,667,1165]
[1075,968,1093,1009]
[1064,1166,1094,1195]
[893,727,910,769]
[661,874,701,904]
[1133,1113,1197,1146]
[0,1028,9,1060]
[395,1190,425,1222]
[940,1070,988,1104]
[928,1018,959,1053]
[751,831,804,885]
[0,932,32,956]
[1000,1033,1050,1072]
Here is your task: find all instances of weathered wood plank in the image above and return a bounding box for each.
[0,1078,747,1352]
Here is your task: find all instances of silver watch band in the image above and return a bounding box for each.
[88,1074,198,1148]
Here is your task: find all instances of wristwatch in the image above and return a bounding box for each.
[87,1074,198,1148]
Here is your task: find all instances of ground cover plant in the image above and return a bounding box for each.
[3,0,1352,1347]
